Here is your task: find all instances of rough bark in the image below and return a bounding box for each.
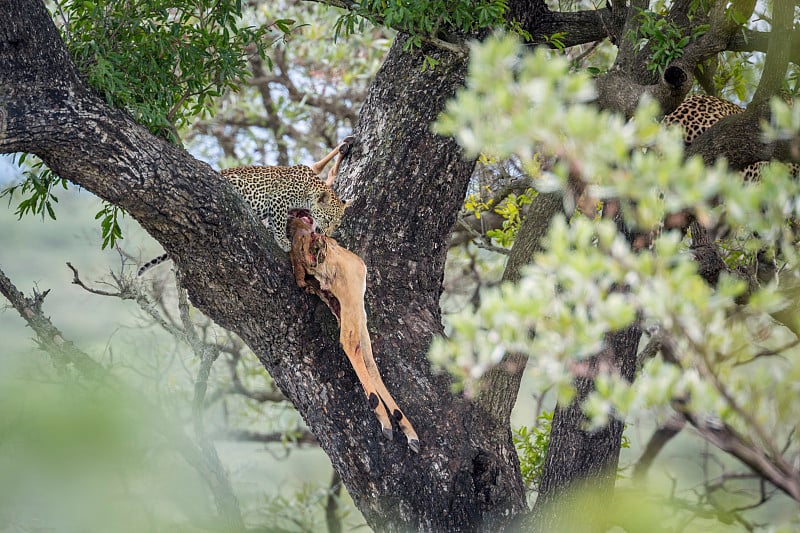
[530,325,642,530]
[594,0,759,118]
[333,35,528,529]
[1,2,527,530]
[507,0,623,48]
[474,191,564,426]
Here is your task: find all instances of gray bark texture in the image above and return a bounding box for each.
[3,0,796,530]
[1,2,528,531]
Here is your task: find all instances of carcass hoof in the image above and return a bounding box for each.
[408,438,421,454]
[339,135,355,156]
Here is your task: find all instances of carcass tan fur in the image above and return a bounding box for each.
[288,216,420,453]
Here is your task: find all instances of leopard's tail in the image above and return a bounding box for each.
[137,253,170,276]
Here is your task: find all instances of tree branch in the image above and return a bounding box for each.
[729,27,800,66]
[633,414,686,481]
[325,470,343,533]
[214,429,318,445]
[474,191,564,424]
[0,266,106,377]
[683,410,800,502]
[751,0,793,104]
[646,327,800,503]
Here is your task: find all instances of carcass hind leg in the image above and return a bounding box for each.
[340,328,395,441]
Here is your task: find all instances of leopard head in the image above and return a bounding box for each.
[311,187,350,236]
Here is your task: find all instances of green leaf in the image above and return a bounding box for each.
[95,202,125,250]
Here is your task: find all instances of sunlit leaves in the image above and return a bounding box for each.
[463,185,536,247]
[486,189,534,246]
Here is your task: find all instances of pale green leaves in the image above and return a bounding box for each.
[435,39,595,163]
[431,35,800,446]
[435,36,731,234]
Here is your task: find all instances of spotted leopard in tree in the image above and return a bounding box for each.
[662,94,799,181]
[578,95,798,249]
[138,136,353,276]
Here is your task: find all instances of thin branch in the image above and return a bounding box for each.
[67,261,129,297]
[570,40,602,65]
[325,470,343,533]
[680,408,800,502]
[694,345,787,472]
[451,178,533,248]
[176,274,221,436]
[633,413,686,481]
[645,327,800,502]
[729,28,800,66]
[228,377,287,403]
[456,218,510,255]
[734,338,800,366]
[636,325,665,370]
[214,428,318,445]
[751,0,794,104]
[0,265,106,377]
[254,49,361,124]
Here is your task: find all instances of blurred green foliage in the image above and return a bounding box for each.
[434,35,800,528]
[0,359,211,532]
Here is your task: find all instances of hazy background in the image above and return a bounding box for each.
[0,159,357,531]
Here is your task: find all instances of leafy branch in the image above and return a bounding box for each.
[0,154,67,221]
[53,0,284,142]
[631,9,709,74]
[4,0,291,250]
[332,0,509,53]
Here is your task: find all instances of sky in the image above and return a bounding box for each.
[0,154,20,185]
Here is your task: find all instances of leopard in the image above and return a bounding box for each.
[221,163,348,251]
[662,94,798,181]
[584,95,797,249]
[138,137,352,276]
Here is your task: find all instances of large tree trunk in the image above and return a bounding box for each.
[299,35,529,530]
[0,2,527,530]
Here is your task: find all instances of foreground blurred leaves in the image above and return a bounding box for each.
[0,357,215,532]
